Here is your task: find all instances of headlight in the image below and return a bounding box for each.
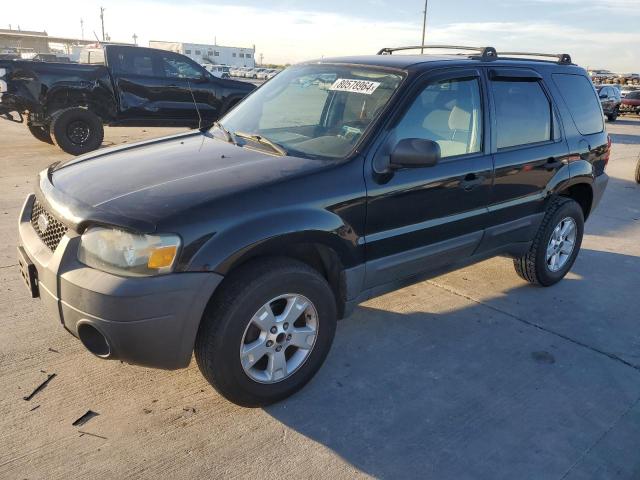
[78,227,181,277]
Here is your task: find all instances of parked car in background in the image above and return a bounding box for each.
[596,85,621,121]
[16,46,609,406]
[203,64,231,78]
[256,69,274,80]
[621,85,639,98]
[266,69,281,80]
[589,69,615,83]
[0,45,255,154]
[621,90,640,115]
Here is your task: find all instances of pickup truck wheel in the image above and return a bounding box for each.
[607,108,619,121]
[195,258,337,407]
[50,107,104,155]
[27,125,53,144]
[513,197,584,286]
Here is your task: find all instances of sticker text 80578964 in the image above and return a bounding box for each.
[329,78,381,95]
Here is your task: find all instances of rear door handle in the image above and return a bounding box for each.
[460,173,484,191]
[545,158,564,171]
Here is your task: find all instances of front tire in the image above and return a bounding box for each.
[513,197,584,286]
[607,107,619,122]
[50,107,104,155]
[195,258,337,407]
[27,125,53,144]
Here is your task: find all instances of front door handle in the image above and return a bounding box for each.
[545,158,564,171]
[460,173,484,191]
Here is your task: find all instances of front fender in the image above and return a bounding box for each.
[187,207,362,275]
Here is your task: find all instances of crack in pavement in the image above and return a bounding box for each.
[559,394,640,479]
[0,264,18,269]
[426,279,640,373]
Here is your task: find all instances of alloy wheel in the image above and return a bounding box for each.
[546,217,577,272]
[240,294,318,384]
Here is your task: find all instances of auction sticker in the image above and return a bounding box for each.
[329,78,381,95]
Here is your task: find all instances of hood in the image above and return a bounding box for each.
[50,131,328,229]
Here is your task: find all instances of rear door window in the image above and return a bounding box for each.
[491,80,551,149]
[552,73,603,135]
[114,51,155,76]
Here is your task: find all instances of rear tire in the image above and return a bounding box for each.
[513,197,584,286]
[195,258,337,407]
[27,125,53,144]
[50,107,104,155]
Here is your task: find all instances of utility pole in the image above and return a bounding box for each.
[100,7,105,42]
[132,33,138,46]
[420,0,428,54]
[80,18,84,39]
[259,53,264,66]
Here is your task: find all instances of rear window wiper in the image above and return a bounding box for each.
[234,131,287,156]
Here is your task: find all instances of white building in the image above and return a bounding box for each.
[149,40,255,68]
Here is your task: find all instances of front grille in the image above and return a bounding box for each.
[30,199,68,251]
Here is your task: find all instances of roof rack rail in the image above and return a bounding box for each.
[497,51,572,65]
[377,45,498,60]
[376,45,572,65]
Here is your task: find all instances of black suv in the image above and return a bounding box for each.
[596,84,621,121]
[17,46,610,406]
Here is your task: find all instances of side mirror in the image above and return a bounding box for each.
[390,138,441,169]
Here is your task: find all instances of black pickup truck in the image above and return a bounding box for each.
[0,45,254,154]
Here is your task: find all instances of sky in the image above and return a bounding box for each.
[4,0,639,71]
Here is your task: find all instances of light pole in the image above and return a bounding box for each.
[100,7,105,42]
[420,0,428,54]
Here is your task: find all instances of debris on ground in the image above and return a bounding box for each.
[78,430,107,440]
[23,373,56,401]
[48,347,59,353]
[72,410,99,427]
[29,405,40,412]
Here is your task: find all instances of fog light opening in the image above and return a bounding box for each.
[77,323,111,358]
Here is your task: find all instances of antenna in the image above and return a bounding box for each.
[186,79,203,130]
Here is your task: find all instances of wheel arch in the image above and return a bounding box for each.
[557,180,594,220]
[191,228,361,320]
[44,84,115,121]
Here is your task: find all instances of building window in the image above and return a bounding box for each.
[185,49,191,54]
[214,51,220,56]
[195,50,201,56]
[232,53,236,57]
[240,53,245,58]
[246,54,252,59]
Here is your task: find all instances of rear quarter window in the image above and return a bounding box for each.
[552,73,603,135]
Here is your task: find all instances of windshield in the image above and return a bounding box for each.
[218,64,404,159]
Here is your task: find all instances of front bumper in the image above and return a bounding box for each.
[18,194,223,369]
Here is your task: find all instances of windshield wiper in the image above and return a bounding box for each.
[212,121,234,143]
[234,131,288,156]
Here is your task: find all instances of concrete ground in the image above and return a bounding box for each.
[1,116,639,480]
